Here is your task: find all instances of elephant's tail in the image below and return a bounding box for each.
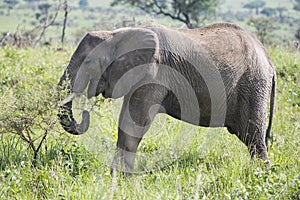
[266,71,276,148]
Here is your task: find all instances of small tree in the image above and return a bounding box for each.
[3,0,19,15]
[248,17,275,45]
[261,7,277,17]
[276,7,287,23]
[79,0,88,7]
[34,2,61,47]
[0,86,59,167]
[293,0,300,11]
[111,0,221,28]
[244,0,266,15]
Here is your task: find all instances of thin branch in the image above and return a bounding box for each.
[35,130,48,158]
[25,127,36,152]
[153,0,189,25]
[182,12,192,28]
[0,32,11,46]
[34,2,61,47]
[61,0,68,45]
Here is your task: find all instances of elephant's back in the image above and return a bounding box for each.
[146,22,267,70]
[182,23,273,80]
[146,22,274,87]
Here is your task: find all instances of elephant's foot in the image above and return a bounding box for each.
[247,143,270,169]
[111,147,137,176]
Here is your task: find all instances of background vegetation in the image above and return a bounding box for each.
[0,0,299,45]
[0,0,299,199]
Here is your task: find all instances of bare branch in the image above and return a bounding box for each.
[34,2,61,47]
[153,0,190,26]
[61,0,69,45]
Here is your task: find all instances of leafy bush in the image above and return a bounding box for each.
[0,46,66,166]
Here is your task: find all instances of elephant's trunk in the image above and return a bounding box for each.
[58,96,90,135]
[57,32,108,135]
[58,60,91,135]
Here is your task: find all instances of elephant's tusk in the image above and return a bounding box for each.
[61,93,76,105]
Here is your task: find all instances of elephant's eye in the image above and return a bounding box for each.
[135,56,141,61]
[84,59,91,65]
[117,56,127,62]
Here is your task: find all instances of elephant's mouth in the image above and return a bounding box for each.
[102,89,112,98]
[95,75,109,97]
[102,91,108,98]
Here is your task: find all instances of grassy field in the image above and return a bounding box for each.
[0,42,299,199]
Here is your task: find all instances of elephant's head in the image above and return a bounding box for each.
[58,27,159,135]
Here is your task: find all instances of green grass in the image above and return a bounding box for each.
[0,44,299,199]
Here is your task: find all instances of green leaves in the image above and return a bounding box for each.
[0,46,68,166]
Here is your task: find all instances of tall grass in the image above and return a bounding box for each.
[0,45,299,199]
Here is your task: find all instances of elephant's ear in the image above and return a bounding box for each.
[112,28,160,64]
[102,28,160,98]
[68,31,111,91]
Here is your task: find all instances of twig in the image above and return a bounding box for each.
[34,2,61,47]
[61,0,69,45]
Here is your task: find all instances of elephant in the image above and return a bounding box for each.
[58,22,276,174]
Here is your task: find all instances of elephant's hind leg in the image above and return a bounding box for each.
[231,88,269,163]
[243,119,269,161]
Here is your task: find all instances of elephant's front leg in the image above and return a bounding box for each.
[112,85,167,175]
[112,128,144,175]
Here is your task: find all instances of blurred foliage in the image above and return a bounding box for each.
[0,0,299,46]
[243,0,266,15]
[296,28,300,40]
[294,0,300,11]
[3,0,19,15]
[78,0,88,7]
[247,17,276,45]
[261,7,277,17]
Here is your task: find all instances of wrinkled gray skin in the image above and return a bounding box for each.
[58,22,276,174]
